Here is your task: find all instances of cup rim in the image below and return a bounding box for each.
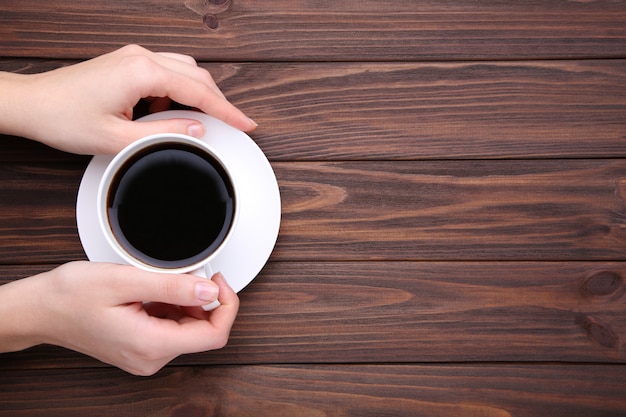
[96,133,240,274]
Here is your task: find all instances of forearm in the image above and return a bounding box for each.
[0,276,45,352]
[0,72,38,140]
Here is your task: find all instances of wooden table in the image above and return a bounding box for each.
[1,1,626,415]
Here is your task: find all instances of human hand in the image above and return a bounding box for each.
[2,261,239,376]
[2,44,257,155]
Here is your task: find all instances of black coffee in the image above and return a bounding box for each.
[107,143,235,269]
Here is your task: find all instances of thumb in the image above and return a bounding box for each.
[116,118,205,148]
[104,264,219,306]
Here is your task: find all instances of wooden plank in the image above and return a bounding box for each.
[227,261,626,364]
[222,60,626,161]
[0,1,625,61]
[0,161,86,264]
[275,159,626,261]
[1,364,625,416]
[1,260,625,370]
[4,159,626,264]
[2,60,625,161]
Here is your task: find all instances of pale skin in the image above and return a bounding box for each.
[0,45,253,376]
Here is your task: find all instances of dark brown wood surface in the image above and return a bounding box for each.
[1,1,625,61]
[2,365,626,416]
[1,0,626,416]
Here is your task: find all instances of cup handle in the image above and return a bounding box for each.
[192,263,222,311]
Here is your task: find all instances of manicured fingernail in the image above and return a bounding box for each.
[187,123,204,138]
[195,281,219,302]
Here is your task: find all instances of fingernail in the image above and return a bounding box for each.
[248,118,258,128]
[187,123,205,138]
[195,281,219,302]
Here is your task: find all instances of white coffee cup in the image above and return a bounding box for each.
[96,133,240,310]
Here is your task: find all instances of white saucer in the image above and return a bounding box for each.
[76,110,281,293]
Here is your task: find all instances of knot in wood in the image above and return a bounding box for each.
[575,314,620,350]
[581,270,623,298]
[203,14,220,30]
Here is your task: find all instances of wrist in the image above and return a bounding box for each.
[0,72,38,139]
[0,275,47,352]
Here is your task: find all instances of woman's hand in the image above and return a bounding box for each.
[0,44,256,155]
[0,261,239,376]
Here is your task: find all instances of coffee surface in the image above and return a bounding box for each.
[107,144,235,268]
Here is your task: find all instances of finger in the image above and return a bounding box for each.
[116,45,197,69]
[132,64,257,133]
[204,272,240,332]
[153,52,226,100]
[141,273,239,354]
[179,272,239,321]
[100,264,219,307]
[116,117,206,145]
[193,90,258,133]
[114,46,227,109]
[212,272,239,309]
[118,49,257,132]
[164,79,256,132]
[155,51,197,66]
[151,315,234,354]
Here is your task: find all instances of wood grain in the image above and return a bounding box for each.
[3,159,626,264]
[0,1,625,61]
[0,161,86,264]
[2,60,624,161]
[1,364,625,416]
[1,1,625,413]
[217,60,626,161]
[274,160,626,261]
[1,261,624,369]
